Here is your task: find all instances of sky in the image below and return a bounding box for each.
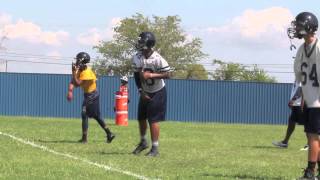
[0,0,319,82]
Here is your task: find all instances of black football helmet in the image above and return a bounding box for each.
[74,52,90,70]
[287,12,318,39]
[75,52,90,65]
[135,32,156,51]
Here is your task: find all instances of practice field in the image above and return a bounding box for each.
[0,116,307,180]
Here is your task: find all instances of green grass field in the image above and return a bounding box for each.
[0,116,307,180]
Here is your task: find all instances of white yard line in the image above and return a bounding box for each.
[0,131,154,180]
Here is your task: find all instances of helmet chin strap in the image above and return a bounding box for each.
[287,30,296,51]
[289,39,296,51]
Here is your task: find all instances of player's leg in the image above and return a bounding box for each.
[304,133,319,178]
[93,115,115,143]
[146,121,160,156]
[79,105,88,143]
[282,111,296,144]
[138,119,148,143]
[300,108,320,179]
[132,119,148,153]
[298,107,309,151]
[317,140,320,179]
[133,97,149,154]
[146,87,167,157]
[88,92,115,143]
[273,108,298,148]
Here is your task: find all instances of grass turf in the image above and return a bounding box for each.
[0,116,307,179]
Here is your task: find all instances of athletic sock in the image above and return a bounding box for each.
[307,161,316,172]
[152,141,159,147]
[141,136,147,143]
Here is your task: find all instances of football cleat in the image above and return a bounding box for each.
[145,146,159,157]
[272,141,288,148]
[106,133,116,143]
[78,134,87,144]
[78,138,87,144]
[298,168,317,180]
[132,141,148,155]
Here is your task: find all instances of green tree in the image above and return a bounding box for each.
[175,64,208,80]
[93,13,208,79]
[210,60,277,83]
[242,65,277,83]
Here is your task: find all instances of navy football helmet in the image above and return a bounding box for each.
[288,12,318,39]
[135,32,156,50]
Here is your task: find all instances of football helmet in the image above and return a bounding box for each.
[287,12,318,39]
[75,52,90,66]
[135,32,156,50]
[120,76,128,83]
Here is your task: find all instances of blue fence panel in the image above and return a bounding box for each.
[165,79,291,124]
[0,72,292,124]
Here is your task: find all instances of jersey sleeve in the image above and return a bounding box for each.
[132,53,142,72]
[156,55,171,72]
[79,68,96,81]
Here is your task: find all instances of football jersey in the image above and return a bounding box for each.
[132,51,171,93]
[294,38,320,107]
[289,81,302,106]
[77,67,97,93]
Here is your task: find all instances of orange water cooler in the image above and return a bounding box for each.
[115,86,128,126]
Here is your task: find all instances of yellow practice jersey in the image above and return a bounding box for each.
[77,67,97,93]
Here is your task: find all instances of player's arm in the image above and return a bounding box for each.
[70,63,83,86]
[67,81,75,101]
[132,55,143,91]
[72,72,83,86]
[134,70,143,91]
[134,69,151,100]
[67,67,79,101]
[293,49,302,84]
[141,71,170,80]
[142,56,171,80]
[131,54,150,99]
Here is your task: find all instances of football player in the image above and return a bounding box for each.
[131,32,171,157]
[289,12,320,179]
[67,52,115,144]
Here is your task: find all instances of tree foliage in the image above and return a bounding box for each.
[93,13,207,79]
[174,64,208,80]
[210,60,277,83]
